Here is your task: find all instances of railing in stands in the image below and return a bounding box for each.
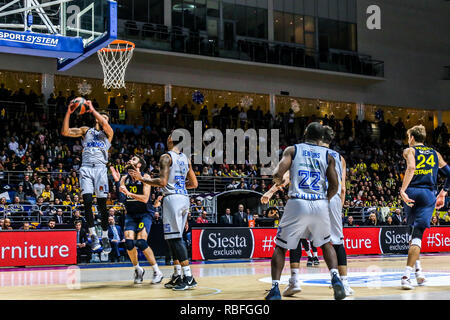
[118,21,384,78]
[0,204,126,227]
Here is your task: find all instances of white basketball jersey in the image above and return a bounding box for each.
[162,151,189,196]
[327,149,343,197]
[288,143,329,200]
[82,128,110,166]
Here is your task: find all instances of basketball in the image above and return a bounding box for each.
[70,97,87,116]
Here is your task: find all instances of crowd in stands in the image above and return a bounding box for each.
[1,87,449,239]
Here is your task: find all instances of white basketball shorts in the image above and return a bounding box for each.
[80,165,109,198]
[329,194,344,245]
[162,194,190,240]
[275,198,331,249]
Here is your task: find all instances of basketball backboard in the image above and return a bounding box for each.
[0,0,117,71]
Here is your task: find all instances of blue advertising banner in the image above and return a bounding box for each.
[0,30,83,59]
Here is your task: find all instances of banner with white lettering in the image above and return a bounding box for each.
[422,227,450,252]
[0,230,77,267]
[191,227,450,260]
[0,30,84,59]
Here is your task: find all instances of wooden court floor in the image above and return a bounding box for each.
[0,254,450,300]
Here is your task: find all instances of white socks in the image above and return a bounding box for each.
[152,264,161,274]
[330,268,339,277]
[272,280,280,287]
[134,263,141,270]
[174,264,182,276]
[182,266,192,277]
[313,251,318,258]
[291,268,299,281]
[403,266,413,279]
[306,250,313,257]
[415,260,422,271]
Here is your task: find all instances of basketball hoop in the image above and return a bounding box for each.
[97,40,135,89]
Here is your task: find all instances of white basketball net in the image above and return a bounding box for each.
[97,40,135,89]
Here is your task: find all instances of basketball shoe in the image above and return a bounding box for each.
[90,234,101,251]
[164,274,182,289]
[415,269,427,286]
[282,278,302,297]
[265,282,281,300]
[134,267,145,284]
[401,276,414,290]
[331,273,346,300]
[151,271,164,284]
[173,276,197,291]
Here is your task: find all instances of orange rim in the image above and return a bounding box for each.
[99,39,135,52]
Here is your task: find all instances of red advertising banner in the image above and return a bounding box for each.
[422,227,450,253]
[251,228,278,259]
[342,227,381,255]
[192,227,450,261]
[0,230,77,267]
[192,229,203,260]
[247,228,381,258]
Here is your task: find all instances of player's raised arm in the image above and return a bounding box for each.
[186,160,198,189]
[436,151,449,209]
[129,153,171,188]
[85,100,114,142]
[61,102,89,138]
[400,147,416,207]
[109,166,127,204]
[273,146,294,187]
[261,171,289,204]
[340,156,347,204]
[326,154,339,200]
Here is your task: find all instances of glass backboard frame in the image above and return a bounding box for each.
[0,0,117,71]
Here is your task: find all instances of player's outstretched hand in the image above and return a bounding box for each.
[85,100,94,113]
[128,169,142,181]
[261,191,273,204]
[400,190,415,207]
[67,101,76,114]
[154,195,163,208]
[110,166,120,182]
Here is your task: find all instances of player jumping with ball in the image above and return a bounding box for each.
[62,98,113,253]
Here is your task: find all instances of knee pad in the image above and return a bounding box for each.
[97,197,107,211]
[96,197,108,231]
[289,247,302,264]
[82,194,94,227]
[168,238,188,262]
[333,244,347,266]
[411,226,425,248]
[83,193,93,206]
[135,239,149,251]
[300,239,309,251]
[166,240,175,259]
[125,239,135,251]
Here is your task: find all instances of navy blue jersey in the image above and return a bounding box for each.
[409,145,439,190]
[123,174,154,216]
